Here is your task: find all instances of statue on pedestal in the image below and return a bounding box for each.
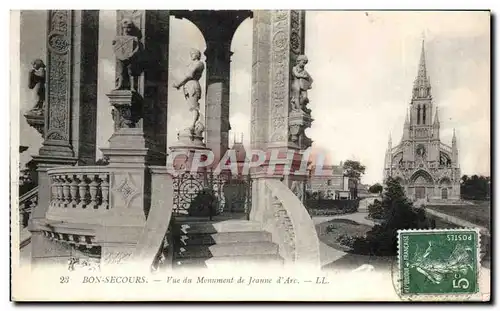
[291,55,313,113]
[172,48,205,137]
[112,18,142,92]
[27,59,46,116]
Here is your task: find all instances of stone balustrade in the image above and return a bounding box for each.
[48,168,110,211]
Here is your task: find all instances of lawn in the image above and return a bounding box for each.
[427,200,491,230]
[316,219,373,252]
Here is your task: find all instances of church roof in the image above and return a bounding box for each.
[230,141,247,163]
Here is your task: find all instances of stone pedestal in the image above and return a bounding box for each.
[23,110,44,136]
[100,90,156,165]
[289,110,313,150]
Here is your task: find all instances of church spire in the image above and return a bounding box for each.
[433,106,440,125]
[412,39,432,100]
[388,133,392,149]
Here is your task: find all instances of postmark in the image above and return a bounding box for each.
[398,229,480,297]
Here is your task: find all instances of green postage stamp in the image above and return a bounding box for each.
[398,229,480,296]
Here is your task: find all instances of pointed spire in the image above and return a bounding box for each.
[452,128,456,143]
[433,106,440,125]
[388,133,392,149]
[404,109,410,125]
[412,38,432,99]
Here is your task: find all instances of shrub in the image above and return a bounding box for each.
[368,199,384,219]
[336,234,359,249]
[352,177,433,256]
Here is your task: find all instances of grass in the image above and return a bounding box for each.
[316,219,373,252]
[426,200,491,230]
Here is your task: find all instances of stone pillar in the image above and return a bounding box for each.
[254,10,310,174]
[37,10,99,164]
[251,11,271,151]
[204,38,232,165]
[97,11,170,267]
[101,10,169,166]
[30,10,100,268]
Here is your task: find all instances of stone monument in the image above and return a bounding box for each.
[171,48,207,149]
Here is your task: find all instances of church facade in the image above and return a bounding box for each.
[384,41,461,202]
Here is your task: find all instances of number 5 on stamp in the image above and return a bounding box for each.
[398,229,479,296]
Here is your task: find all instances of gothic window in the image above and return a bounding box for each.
[417,105,421,124]
[422,105,426,124]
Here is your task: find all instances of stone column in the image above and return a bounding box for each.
[204,38,232,165]
[35,10,99,164]
[97,11,170,267]
[30,10,100,268]
[101,10,169,166]
[250,11,271,151]
[252,10,310,176]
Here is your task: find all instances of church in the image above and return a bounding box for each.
[384,40,461,202]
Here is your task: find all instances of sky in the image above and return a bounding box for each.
[18,10,490,184]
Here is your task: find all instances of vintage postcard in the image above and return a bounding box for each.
[10,9,491,302]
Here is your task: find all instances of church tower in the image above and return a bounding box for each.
[384,39,461,202]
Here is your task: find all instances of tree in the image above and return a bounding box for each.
[343,160,366,181]
[461,175,490,200]
[343,160,366,199]
[352,177,434,256]
[368,183,383,194]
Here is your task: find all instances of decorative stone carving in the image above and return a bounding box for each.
[291,55,313,113]
[269,12,290,143]
[288,110,313,149]
[107,90,142,130]
[290,180,305,202]
[113,18,142,91]
[113,174,140,209]
[172,48,206,140]
[45,10,71,143]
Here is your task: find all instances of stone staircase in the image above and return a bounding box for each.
[171,218,283,269]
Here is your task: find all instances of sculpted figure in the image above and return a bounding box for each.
[28,59,46,115]
[112,18,142,91]
[172,49,205,135]
[291,55,313,112]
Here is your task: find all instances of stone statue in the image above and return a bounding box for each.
[27,59,46,115]
[172,48,205,136]
[291,55,313,113]
[112,18,142,91]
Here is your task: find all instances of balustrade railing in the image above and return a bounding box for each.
[172,170,252,219]
[48,168,111,211]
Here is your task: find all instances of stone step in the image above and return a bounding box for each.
[175,241,279,259]
[173,220,263,235]
[174,254,284,268]
[178,231,272,246]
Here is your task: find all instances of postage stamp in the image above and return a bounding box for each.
[398,229,480,296]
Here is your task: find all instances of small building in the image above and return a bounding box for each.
[307,162,356,199]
